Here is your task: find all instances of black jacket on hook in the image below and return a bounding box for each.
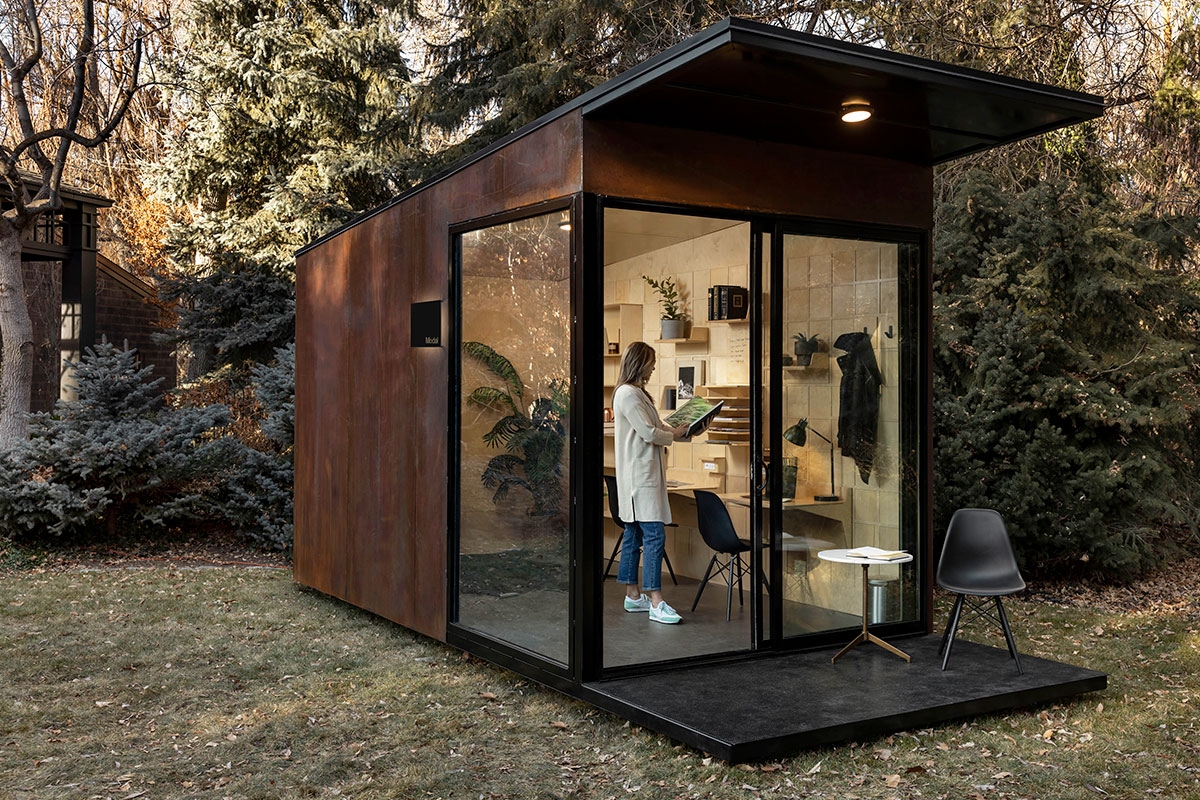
[834,331,882,484]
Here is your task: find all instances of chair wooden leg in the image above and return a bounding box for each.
[735,553,745,607]
[691,556,718,612]
[725,555,735,621]
[603,532,623,580]
[995,596,1023,674]
[939,593,960,655]
[940,594,966,671]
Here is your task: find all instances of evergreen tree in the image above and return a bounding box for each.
[0,341,232,536]
[414,0,808,176]
[154,0,417,370]
[210,344,295,549]
[933,170,1200,574]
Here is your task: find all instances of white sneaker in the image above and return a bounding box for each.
[649,600,681,624]
[624,593,652,612]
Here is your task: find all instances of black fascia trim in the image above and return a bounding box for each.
[721,18,1105,115]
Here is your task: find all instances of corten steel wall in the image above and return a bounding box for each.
[294,114,583,641]
[582,120,933,229]
[296,109,936,644]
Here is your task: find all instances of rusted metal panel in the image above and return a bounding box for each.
[582,120,933,231]
[294,114,583,641]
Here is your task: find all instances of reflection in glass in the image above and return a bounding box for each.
[457,210,572,665]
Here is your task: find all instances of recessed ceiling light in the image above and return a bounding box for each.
[841,101,873,123]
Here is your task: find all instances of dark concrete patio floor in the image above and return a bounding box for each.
[580,635,1106,763]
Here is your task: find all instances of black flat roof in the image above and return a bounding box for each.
[581,18,1105,164]
[300,18,1104,255]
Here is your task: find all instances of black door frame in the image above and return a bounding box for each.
[584,197,931,681]
[754,220,930,652]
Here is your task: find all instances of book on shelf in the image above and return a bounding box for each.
[662,397,724,438]
[845,547,909,561]
[707,285,748,320]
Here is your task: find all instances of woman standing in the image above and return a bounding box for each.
[612,341,689,624]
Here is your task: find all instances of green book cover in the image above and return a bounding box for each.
[663,397,724,437]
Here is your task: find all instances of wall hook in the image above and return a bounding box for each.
[885,325,894,339]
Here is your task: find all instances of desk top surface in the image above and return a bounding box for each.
[719,493,847,509]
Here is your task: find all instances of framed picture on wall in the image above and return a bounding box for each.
[677,360,704,401]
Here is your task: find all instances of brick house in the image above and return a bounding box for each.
[7,184,176,411]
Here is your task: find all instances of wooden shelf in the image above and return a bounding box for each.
[705,317,749,324]
[655,327,708,345]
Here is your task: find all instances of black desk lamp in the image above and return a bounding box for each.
[783,418,839,502]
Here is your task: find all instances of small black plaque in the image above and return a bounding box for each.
[411,300,442,347]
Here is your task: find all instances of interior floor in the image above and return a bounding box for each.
[459,573,862,671]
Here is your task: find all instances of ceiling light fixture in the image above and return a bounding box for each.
[840,101,873,123]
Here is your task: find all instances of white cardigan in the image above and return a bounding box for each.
[613,383,676,524]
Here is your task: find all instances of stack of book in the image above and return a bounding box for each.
[845,547,909,561]
[700,385,751,445]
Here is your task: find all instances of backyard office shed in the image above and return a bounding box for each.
[294,18,1108,762]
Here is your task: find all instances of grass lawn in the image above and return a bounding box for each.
[1,558,1198,799]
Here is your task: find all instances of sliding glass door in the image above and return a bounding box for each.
[757,227,923,646]
[594,202,924,670]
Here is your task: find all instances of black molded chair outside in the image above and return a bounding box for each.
[937,508,1026,674]
[602,475,677,585]
[692,489,766,621]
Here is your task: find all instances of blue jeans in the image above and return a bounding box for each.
[617,521,665,592]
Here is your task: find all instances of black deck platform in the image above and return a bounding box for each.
[581,635,1106,763]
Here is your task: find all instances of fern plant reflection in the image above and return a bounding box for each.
[462,341,569,516]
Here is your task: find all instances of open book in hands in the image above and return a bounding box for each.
[663,397,724,438]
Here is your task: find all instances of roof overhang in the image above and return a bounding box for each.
[299,18,1104,255]
[579,18,1105,165]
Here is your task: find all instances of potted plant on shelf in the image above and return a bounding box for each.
[643,275,688,340]
[793,333,820,366]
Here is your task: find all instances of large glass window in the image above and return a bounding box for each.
[598,207,923,670]
[456,208,572,665]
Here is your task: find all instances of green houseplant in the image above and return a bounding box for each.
[793,333,820,365]
[462,341,569,517]
[643,275,688,340]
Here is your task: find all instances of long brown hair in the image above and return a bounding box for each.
[617,341,656,399]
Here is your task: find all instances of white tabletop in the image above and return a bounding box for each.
[818,548,914,566]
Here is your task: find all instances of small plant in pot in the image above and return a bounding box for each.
[644,275,688,340]
[793,333,820,365]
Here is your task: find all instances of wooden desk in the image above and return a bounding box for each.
[717,492,852,542]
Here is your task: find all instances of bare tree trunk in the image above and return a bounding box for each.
[0,225,33,446]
